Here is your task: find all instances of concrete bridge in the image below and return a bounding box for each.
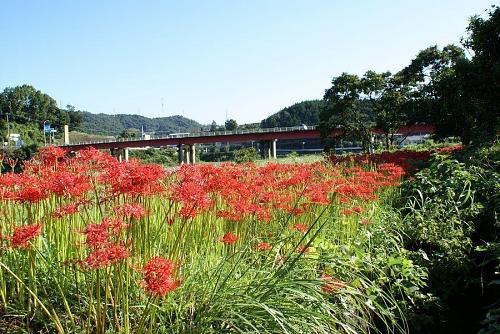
[59,124,435,164]
[61,125,323,163]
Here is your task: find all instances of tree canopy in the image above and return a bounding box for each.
[261,100,324,128]
[320,5,500,147]
[0,85,82,132]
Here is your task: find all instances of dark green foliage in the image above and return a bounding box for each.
[129,147,178,166]
[234,147,258,163]
[397,6,500,145]
[320,74,375,152]
[0,85,72,131]
[79,112,201,136]
[261,100,324,128]
[398,143,500,333]
[224,119,238,131]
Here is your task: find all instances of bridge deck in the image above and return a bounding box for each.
[59,124,435,151]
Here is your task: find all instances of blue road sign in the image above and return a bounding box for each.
[44,123,51,133]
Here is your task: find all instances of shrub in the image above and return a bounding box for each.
[234,147,258,163]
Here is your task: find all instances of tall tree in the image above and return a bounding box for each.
[210,121,217,132]
[361,70,411,148]
[0,85,65,130]
[225,119,238,131]
[320,73,374,152]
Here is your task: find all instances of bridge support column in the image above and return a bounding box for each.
[189,144,196,164]
[272,139,277,159]
[111,148,126,162]
[185,146,190,164]
[178,145,185,165]
[64,125,69,145]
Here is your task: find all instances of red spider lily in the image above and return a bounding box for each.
[341,209,353,216]
[142,256,180,297]
[52,202,80,218]
[82,222,110,248]
[114,203,147,219]
[102,216,128,234]
[321,274,346,293]
[44,170,92,197]
[352,207,363,214]
[216,210,242,222]
[17,184,48,203]
[291,223,309,233]
[360,218,370,225]
[83,243,129,269]
[103,160,166,195]
[220,233,239,245]
[257,242,271,251]
[11,224,42,249]
[38,146,67,166]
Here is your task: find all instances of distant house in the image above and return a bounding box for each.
[6,133,23,147]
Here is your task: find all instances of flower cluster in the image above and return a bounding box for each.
[142,257,179,297]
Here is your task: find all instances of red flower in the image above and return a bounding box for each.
[321,274,345,293]
[142,256,179,297]
[11,224,42,249]
[82,222,110,248]
[257,242,271,251]
[291,223,309,233]
[352,207,363,214]
[360,217,370,225]
[114,203,146,219]
[220,233,239,245]
[83,243,129,269]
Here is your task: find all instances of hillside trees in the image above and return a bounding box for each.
[0,85,81,131]
[320,6,499,148]
[261,100,324,128]
[225,119,238,131]
[320,73,373,152]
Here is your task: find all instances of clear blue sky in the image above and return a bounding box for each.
[0,0,494,124]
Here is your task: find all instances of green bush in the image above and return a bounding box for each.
[397,143,500,333]
[234,147,258,163]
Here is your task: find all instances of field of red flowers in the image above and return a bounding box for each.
[0,147,428,333]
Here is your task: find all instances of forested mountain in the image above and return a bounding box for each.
[260,99,374,128]
[260,100,324,128]
[79,112,202,135]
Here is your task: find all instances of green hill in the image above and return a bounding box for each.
[260,100,325,128]
[79,112,202,136]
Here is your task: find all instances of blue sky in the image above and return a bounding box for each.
[0,0,494,124]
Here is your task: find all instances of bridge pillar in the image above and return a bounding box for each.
[189,144,196,164]
[178,145,185,165]
[185,146,190,164]
[124,147,129,162]
[272,139,277,159]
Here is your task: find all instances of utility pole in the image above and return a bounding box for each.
[6,114,10,147]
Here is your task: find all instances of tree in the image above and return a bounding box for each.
[460,5,500,143]
[320,73,374,152]
[361,71,405,148]
[0,85,64,130]
[225,119,238,131]
[261,100,324,128]
[396,44,475,142]
[210,121,217,132]
[117,128,139,139]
